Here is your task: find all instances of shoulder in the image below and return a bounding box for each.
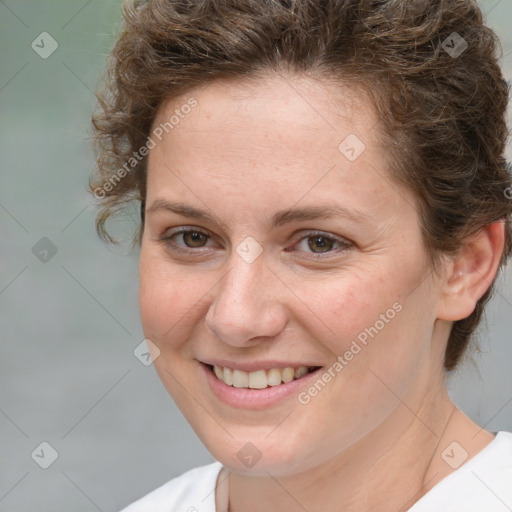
[119,461,223,512]
[409,431,512,511]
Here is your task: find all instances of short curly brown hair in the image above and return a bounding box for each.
[90,0,512,371]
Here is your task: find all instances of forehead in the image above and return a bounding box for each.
[152,72,375,144]
[145,73,412,228]
[149,73,381,178]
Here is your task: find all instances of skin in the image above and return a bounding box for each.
[138,72,505,512]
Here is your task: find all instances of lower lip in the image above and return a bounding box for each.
[200,363,323,409]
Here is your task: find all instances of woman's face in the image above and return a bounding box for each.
[139,73,448,475]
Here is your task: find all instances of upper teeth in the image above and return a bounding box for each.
[213,365,311,389]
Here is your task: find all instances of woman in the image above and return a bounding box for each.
[90,0,512,510]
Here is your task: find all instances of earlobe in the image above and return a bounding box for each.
[437,221,506,322]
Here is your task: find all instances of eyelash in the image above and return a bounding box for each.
[157,227,352,260]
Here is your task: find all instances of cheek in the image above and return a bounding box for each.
[309,268,434,388]
[138,252,205,407]
[296,271,400,355]
[295,266,434,397]
[138,250,204,345]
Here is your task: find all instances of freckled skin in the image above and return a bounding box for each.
[138,73,497,512]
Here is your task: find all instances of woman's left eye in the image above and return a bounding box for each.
[158,228,352,259]
[289,231,352,259]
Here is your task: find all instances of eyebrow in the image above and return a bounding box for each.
[146,199,371,232]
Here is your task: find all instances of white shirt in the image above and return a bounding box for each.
[120,430,512,512]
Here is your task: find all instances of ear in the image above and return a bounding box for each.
[437,221,506,322]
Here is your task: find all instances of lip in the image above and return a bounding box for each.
[199,362,324,409]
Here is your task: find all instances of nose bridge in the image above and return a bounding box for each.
[205,247,285,345]
[217,250,268,316]
[220,233,268,303]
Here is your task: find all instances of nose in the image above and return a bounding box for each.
[204,252,288,348]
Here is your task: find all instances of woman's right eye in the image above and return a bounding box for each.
[158,228,213,254]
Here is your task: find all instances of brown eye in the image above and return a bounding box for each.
[159,228,212,253]
[307,235,336,253]
[291,231,352,259]
[180,230,209,248]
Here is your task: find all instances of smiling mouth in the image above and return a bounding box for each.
[208,364,321,389]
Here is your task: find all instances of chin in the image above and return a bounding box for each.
[196,429,320,477]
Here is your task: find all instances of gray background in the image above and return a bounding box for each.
[0,1,511,510]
